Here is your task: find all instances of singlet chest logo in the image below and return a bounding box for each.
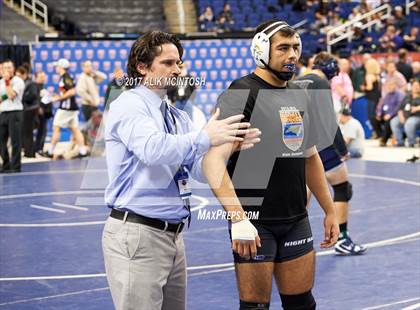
[279,107,304,152]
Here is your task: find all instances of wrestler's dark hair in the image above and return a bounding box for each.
[313,51,336,66]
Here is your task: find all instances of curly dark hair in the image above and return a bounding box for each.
[126,31,183,85]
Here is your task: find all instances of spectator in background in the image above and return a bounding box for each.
[34,71,52,155]
[292,0,308,12]
[55,110,104,159]
[198,6,215,31]
[371,12,384,32]
[167,65,195,119]
[317,0,329,15]
[350,23,377,53]
[348,7,361,21]
[326,12,343,32]
[339,106,365,158]
[299,55,315,77]
[351,23,376,54]
[351,22,366,47]
[313,4,328,30]
[81,110,104,156]
[379,25,403,52]
[216,3,235,32]
[296,54,310,77]
[412,61,420,80]
[44,58,87,158]
[384,14,397,30]
[219,3,234,23]
[17,66,40,158]
[411,0,420,13]
[358,0,372,14]
[76,60,107,121]
[383,60,407,96]
[396,49,413,82]
[353,0,373,25]
[361,36,377,53]
[351,53,371,94]
[331,59,354,113]
[362,58,382,138]
[105,66,125,109]
[372,79,405,146]
[403,27,419,51]
[0,60,25,173]
[393,6,407,31]
[390,79,420,147]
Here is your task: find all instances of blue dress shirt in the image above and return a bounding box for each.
[104,85,210,223]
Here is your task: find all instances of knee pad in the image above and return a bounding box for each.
[240,300,270,309]
[332,181,353,202]
[280,290,316,310]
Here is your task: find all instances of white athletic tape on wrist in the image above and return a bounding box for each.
[231,219,258,241]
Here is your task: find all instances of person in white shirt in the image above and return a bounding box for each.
[76,60,107,121]
[339,107,365,158]
[0,59,25,173]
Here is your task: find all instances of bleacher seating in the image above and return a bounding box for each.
[42,0,166,34]
[0,5,45,43]
[197,0,310,31]
[196,0,417,54]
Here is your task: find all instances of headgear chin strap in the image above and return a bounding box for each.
[313,58,339,80]
[250,21,302,69]
[262,61,296,81]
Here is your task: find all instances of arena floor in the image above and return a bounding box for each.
[0,150,419,310]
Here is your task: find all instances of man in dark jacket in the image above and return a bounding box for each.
[167,65,196,118]
[396,49,413,82]
[17,67,40,158]
[33,71,51,154]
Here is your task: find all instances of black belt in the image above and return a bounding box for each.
[0,110,22,113]
[110,209,184,234]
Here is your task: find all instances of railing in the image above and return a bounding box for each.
[4,0,49,30]
[20,0,48,31]
[406,0,416,15]
[326,4,392,53]
[293,18,309,30]
[176,0,186,34]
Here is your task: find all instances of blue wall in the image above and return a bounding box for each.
[31,39,255,118]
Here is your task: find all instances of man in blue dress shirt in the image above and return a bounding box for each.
[102,31,260,310]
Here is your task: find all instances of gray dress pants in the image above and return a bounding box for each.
[102,216,186,310]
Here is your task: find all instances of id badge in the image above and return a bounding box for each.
[175,170,192,199]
